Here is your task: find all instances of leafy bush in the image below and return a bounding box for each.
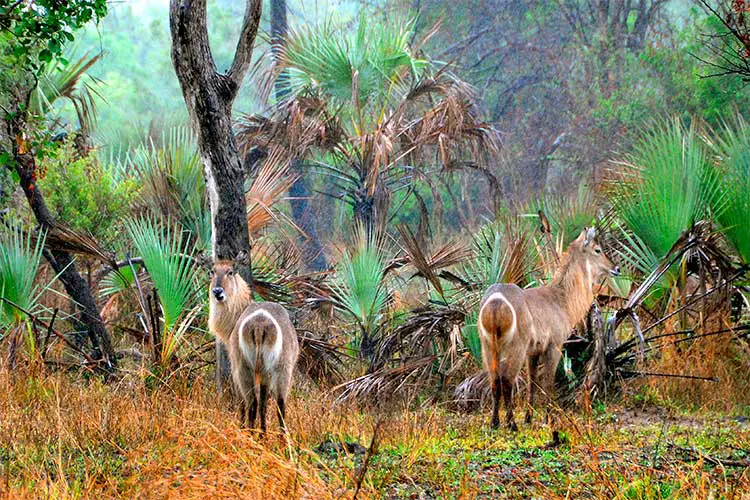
[37,141,137,247]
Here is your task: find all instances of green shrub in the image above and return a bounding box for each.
[37,141,137,247]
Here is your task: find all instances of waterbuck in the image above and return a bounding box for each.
[478,227,619,430]
[208,259,299,432]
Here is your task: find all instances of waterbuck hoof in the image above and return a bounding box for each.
[525,412,533,425]
[508,421,519,432]
[490,418,500,430]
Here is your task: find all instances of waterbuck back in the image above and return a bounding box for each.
[479,227,619,430]
[228,302,299,433]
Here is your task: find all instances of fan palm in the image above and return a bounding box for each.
[606,119,726,310]
[126,217,201,368]
[0,225,47,356]
[608,119,725,260]
[328,224,390,357]
[128,127,211,252]
[30,51,102,134]
[242,13,497,236]
[708,115,750,265]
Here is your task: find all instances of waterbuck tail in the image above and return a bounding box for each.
[237,310,280,402]
[478,292,517,344]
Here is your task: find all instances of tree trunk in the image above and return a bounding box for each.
[4,82,116,369]
[169,0,261,392]
[271,0,328,271]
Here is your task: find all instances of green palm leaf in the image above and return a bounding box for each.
[608,118,725,260]
[0,225,46,329]
[710,115,750,264]
[329,224,390,338]
[126,217,200,333]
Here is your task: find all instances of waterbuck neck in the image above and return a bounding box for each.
[548,250,596,329]
[208,276,252,344]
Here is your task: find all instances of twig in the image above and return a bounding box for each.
[0,297,96,364]
[352,418,383,500]
[41,307,58,360]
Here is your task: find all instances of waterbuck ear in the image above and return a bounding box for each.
[233,251,250,268]
[584,227,597,246]
[194,253,213,270]
[575,228,588,244]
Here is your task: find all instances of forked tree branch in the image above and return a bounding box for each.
[225,0,263,96]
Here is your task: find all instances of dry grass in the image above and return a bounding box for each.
[1,365,748,499]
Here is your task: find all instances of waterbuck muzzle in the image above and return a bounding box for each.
[212,287,226,301]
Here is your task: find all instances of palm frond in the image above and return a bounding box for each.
[328,224,391,349]
[128,127,211,252]
[708,114,750,264]
[606,118,726,260]
[126,217,201,333]
[30,51,103,133]
[0,224,46,328]
[246,149,298,236]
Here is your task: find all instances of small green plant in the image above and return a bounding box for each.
[0,224,47,357]
[328,224,390,357]
[126,216,201,368]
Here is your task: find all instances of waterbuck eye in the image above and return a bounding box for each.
[594,247,602,254]
[228,270,234,276]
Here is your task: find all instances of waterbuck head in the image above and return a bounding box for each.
[571,227,620,283]
[209,253,250,305]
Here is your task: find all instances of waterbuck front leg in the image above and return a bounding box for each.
[277,396,287,433]
[539,346,563,425]
[526,355,541,425]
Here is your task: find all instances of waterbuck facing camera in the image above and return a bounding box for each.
[207,257,299,433]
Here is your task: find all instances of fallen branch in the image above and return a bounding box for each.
[617,369,718,382]
[667,442,750,468]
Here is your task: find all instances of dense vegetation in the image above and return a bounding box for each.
[1,0,749,498]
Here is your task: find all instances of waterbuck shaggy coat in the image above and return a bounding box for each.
[208,260,299,432]
[479,227,619,430]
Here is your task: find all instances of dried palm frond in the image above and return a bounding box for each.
[31,51,104,135]
[236,98,344,162]
[246,148,298,237]
[370,302,467,372]
[334,356,436,404]
[452,370,489,412]
[43,224,114,265]
[394,224,472,297]
[249,238,301,302]
[296,329,349,385]
[396,71,500,169]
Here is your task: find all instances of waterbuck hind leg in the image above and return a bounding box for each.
[259,384,268,433]
[502,375,518,432]
[526,355,541,425]
[238,398,247,427]
[490,375,502,429]
[248,394,258,429]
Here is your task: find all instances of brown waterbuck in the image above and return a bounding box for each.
[208,259,299,433]
[478,227,619,430]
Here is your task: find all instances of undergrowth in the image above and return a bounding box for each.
[0,368,748,499]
